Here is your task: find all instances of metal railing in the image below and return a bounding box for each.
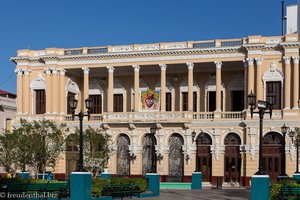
[64,49,83,55]
[87,47,108,54]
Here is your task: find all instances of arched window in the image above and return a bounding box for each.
[30,78,46,114]
[116,134,130,175]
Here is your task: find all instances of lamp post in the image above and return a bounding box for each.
[69,97,93,172]
[280,124,288,177]
[248,91,275,175]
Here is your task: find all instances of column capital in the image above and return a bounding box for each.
[132,65,140,72]
[51,68,58,75]
[159,64,167,71]
[186,62,194,70]
[293,56,300,64]
[243,59,248,68]
[284,56,291,64]
[246,58,254,65]
[59,68,66,76]
[107,66,115,73]
[214,61,222,69]
[82,67,90,74]
[14,69,23,76]
[255,58,263,65]
[44,68,51,75]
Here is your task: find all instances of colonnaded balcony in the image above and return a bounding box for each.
[63,110,288,123]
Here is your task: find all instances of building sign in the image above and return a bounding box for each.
[140,89,160,111]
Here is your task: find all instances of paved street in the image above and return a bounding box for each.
[145,189,250,200]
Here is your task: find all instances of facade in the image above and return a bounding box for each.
[11,34,300,186]
[0,90,16,132]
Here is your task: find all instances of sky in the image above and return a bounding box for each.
[0,0,297,94]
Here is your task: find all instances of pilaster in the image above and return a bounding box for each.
[52,68,58,114]
[44,68,52,113]
[284,56,291,109]
[107,66,114,112]
[59,69,66,114]
[159,64,167,112]
[255,58,263,101]
[292,56,299,109]
[15,69,23,114]
[133,65,140,112]
[187,63,194,111]
[243,60,248,109]
[23,69,30,114]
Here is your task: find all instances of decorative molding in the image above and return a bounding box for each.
[15,69,23,76]
[59,68,66,76]
[247,50,262,55]
[266,37,283,44]
[44,68,52,75]
[111,45,133,52]
[138,44,159,51]
[30,77,46,91]
[285,48,299,53]
[165,43,187,49]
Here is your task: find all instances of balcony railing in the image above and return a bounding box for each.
[193,112,214,120]
[221,111,245,120]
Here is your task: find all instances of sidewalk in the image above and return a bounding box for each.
[145,189,250,200]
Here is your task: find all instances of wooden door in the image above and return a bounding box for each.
[197,132,212,182]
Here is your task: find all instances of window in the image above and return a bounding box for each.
[67,92,75,114]
[182,92,197,111]
[89,95,102,114]
[114,94,123,112]
[266,81,281,109]
[166,93,172,111]
[35,90,46,114]
[182,92,188,111]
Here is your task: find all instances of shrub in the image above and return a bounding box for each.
[270,179,300,200]
[92,178,110,197]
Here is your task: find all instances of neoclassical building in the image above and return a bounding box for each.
[11,34,300,186]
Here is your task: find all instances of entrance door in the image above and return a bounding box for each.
[117,134,130,176]
[169,134,184,182]
[196,133,212,182]
[224,133,241,183]
[231,90,244,111]
[142,134,157,174]
[263,132,283,183]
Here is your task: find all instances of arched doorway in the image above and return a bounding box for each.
[263,132,283,182]
[66,134,79,177]
[224,133,241,183]
[196,132,212,182]
[169,133,184,182]
[142,134,157,174]
[116,134,130,176]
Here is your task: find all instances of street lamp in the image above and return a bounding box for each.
[280,124,288,177]
[69,97,93,172]
[248,91,275,175]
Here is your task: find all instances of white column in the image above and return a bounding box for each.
[107,66,115,112]
[15,69,23,114]
[132,65,140,112]
[284,56,291,109]
[247,58,255,95]
[255,58,263,101]
[215,61,222,111]
[159,64,167,112]
[187,63,194,111]
[59,69,66,114]
[52,68,58,114]
[82,67,90,112]
[23,69,30,114]
[293,56,299,109]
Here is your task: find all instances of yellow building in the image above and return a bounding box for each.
[11,34,300,187]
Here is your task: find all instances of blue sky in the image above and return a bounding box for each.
[0,0,297,93]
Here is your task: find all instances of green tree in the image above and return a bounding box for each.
[0,130,17,175]
[75,127,113,177]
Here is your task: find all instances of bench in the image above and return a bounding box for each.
[3,182,69,199]
[281,185,300,199]
[102,183,140,199]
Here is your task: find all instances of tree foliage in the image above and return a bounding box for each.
[74,126,113,177]
[0,119,67,178]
